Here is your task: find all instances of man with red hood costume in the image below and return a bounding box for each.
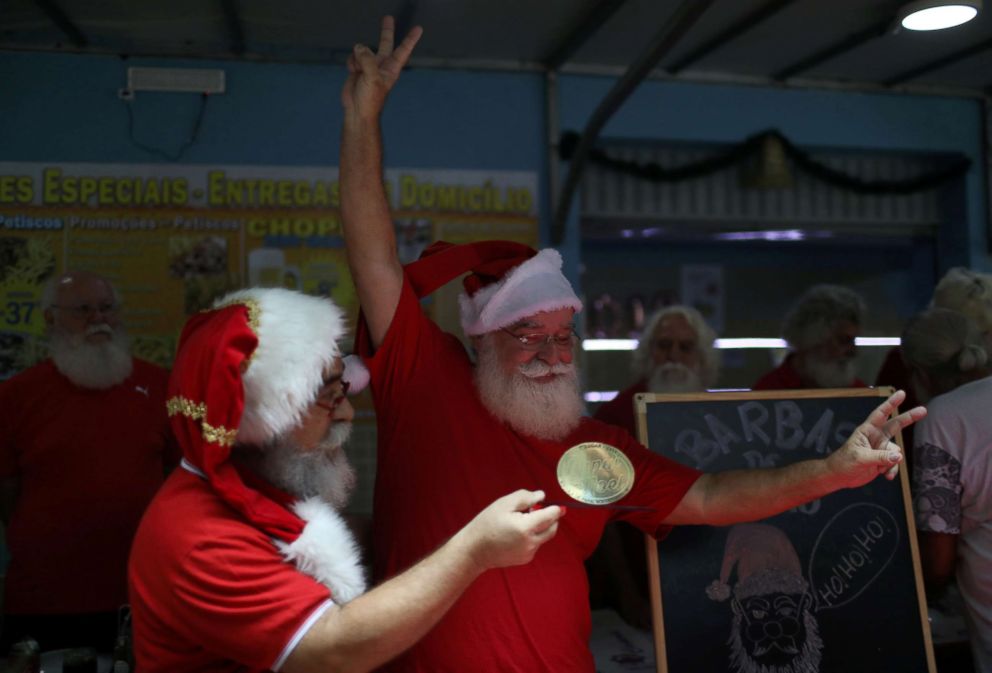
[128,287,564,673]
[338,16,927,673]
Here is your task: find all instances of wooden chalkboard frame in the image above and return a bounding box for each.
[635,387,935,673]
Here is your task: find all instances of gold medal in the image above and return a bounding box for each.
[556,442,635,505]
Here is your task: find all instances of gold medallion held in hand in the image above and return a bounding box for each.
[556,442,635,505]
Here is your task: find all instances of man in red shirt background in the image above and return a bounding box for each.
[0,270,177,651]
[591,304,720,629]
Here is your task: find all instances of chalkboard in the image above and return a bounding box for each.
[635,388,935,673]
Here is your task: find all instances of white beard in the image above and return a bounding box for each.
[648,362,704,393]
[728,608,823,673]
[247,422,356,510]
[474,336,584,441]
[49,324,133,390]
[803,354,857,389]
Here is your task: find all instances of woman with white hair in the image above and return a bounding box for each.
[876,267,992,456]
[904,307,992,673]
[902,307,991,404]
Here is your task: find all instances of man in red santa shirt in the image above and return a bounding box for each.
[339,17,928,673]
[128,286,563,673]
[0,270,177,651]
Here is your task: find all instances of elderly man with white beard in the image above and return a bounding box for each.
[596,304,720,434]
[0,270,177,652]
[589,305,720,629]
[339,17,927,673]
[127,287,563,673]
[754,284,868,390]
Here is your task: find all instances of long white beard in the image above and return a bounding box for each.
[803,354,857,389]
[727,609,823,673]
[474,337,584,441]
[49,324,133,390]
[648,362,704,393]
[249,422,356,510]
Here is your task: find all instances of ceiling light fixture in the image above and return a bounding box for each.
[898,0,982,30]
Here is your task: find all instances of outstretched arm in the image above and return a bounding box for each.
[340,16,422,347]
[665,390,927,526]
[283,490,563,673]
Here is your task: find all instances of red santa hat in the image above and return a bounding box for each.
[705,523,808,602]
[354,240,582,354]
[166,287,366,603]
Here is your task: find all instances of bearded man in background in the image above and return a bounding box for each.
[754,284,867,391]
[589,305,720,629]
[596,304,720,433]
[0,270,178,651]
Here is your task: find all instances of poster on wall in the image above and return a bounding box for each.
[0,162,538,383]
[681,264,724,333]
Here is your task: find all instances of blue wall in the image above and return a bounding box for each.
[560,75,989,275]
[2,51,987,279]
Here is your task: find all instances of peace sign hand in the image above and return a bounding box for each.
[342,16,423,122]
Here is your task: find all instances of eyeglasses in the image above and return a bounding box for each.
[653,338,697,355]
[500,327,577,351]
[315,380,350,415]
[52,302,119,319]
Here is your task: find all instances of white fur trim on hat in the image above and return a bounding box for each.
[218,288,346,446]
[458,249,582,336]
[277,497,367,603]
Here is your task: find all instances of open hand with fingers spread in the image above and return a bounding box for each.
[455,490,565,571]
[342,15,423,122]
[826,390,927,490]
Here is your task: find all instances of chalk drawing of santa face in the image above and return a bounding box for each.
[706,524,824,673]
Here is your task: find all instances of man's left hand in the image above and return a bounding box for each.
[826,389,926,489]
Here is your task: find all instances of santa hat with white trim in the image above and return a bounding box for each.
[354,240,582,356]
[167,287,367,603]
[458,246,582,336]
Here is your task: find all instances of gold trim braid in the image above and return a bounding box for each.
[167,396,206,420]
[167,395,237,447]
[211,297,261,335]
[210,297,262,369]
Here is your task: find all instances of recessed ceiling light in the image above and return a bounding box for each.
[898,0,982,30]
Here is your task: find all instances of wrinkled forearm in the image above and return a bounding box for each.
[339,113,402,345]
[286,529,484,673]
[666,458,844,526]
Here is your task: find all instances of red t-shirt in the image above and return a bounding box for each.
[129,466,333,673]
[365,278,702,673]
[0,358,178,614]
[593,379,648,438]
[752,354,867,390]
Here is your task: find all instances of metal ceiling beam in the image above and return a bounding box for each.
[219,0,245,56]
[667,0,798,74]
[551,0,715,245]
[885,37,992,87]
[542,0,629,71]
[773,18,889,81]
[33,0,86,48]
